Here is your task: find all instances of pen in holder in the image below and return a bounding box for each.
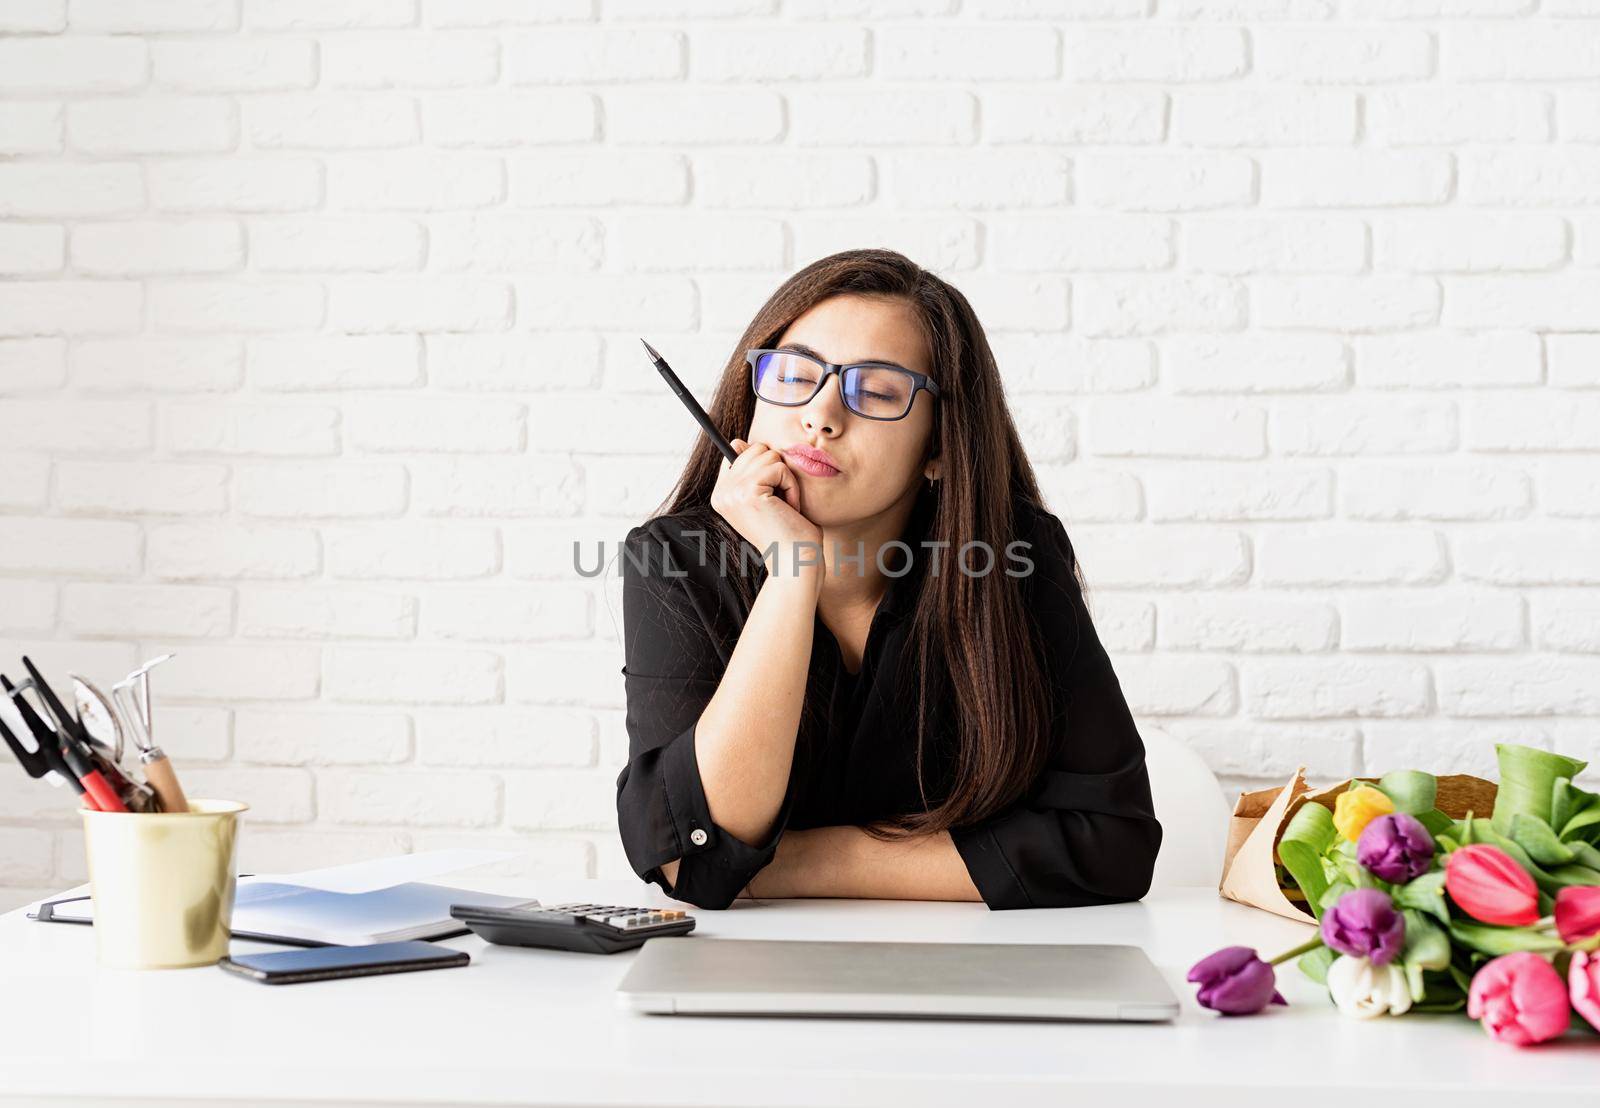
[80,799,248,969]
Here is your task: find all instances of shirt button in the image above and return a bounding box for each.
[689,828,708,847]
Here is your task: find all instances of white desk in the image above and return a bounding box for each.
[1,880,1594,1106]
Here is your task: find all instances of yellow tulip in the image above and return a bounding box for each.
[1333,785,1394,843]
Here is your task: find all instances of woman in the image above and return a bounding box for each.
[614,249,1161,911]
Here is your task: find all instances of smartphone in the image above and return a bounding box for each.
[218,940,469,985]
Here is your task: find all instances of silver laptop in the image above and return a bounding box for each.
[615,938,1180,1022]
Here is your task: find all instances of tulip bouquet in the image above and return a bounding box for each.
[1189,742,1600,1046]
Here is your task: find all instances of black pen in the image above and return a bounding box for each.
[641,338,739,464]
[19,658,130,812]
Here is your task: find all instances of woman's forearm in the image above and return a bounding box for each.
[689,562,823,848]
[743,824,984,903]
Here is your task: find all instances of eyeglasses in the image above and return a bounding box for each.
[746,348,940,422]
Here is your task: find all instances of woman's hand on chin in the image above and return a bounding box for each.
[711,438,824,562]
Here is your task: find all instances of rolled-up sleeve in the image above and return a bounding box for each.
[614,522,796,910]
[949,508,1163,910]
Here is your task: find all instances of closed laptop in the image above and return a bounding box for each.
[616,937,1180,1022]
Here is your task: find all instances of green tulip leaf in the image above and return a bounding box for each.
[1569,841,1600,871]
[1492,743,1589,836]
[1562,804,1600,843]
[1448,921,1564,956]
[1404,960,1426,1002]
[1298,944,1335,985]
[1417,967,1467,1006]
[1328,839,1364,887]
[1279,800,1338,919]
[1510,812,1576,866]
[1553,779,1600,835]
[1545,864,1600,888]
[1417,809,1454,836]
[1393,871,1450,927]
[1402,909,1451,973]
[1411,971,1468,1014]
[1552,779,1578,837]
[1377,770,1437,815]
[1318,879,1355,915]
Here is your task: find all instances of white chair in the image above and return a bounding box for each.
[1141,726,1230,889]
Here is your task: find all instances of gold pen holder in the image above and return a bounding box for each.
[80,798,248,970]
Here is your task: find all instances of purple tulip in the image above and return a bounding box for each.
[1186,946,1288,1015]
[1320,888,1406,966]
[1356,812,1435,884]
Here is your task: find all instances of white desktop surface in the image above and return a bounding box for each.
[1,879,1594,1106]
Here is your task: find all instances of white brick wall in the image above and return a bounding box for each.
[3,1,1599,911]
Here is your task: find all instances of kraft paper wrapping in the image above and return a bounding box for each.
[1217,768,1500,925]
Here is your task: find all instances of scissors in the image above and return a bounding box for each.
[69,672,161,814]
[71,672,124,767]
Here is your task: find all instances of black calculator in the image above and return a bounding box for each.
[449,900,695,954]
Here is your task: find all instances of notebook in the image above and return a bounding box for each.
[29,850,529,947]
[35,879,529,947]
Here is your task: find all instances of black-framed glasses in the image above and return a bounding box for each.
[746,348,941,422]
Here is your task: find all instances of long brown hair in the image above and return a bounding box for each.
[650,248,1087,841]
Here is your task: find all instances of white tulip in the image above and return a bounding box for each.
[1325,954,1414,1019]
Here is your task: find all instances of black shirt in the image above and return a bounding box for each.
[614,483,1162,911]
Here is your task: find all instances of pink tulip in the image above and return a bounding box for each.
[1571,951,1600,1033]
[1554,886,1600,947]
[1445,844,1540,928]
[1467,953,1571,1046]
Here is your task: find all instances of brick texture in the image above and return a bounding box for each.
[3,4,1599,910]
